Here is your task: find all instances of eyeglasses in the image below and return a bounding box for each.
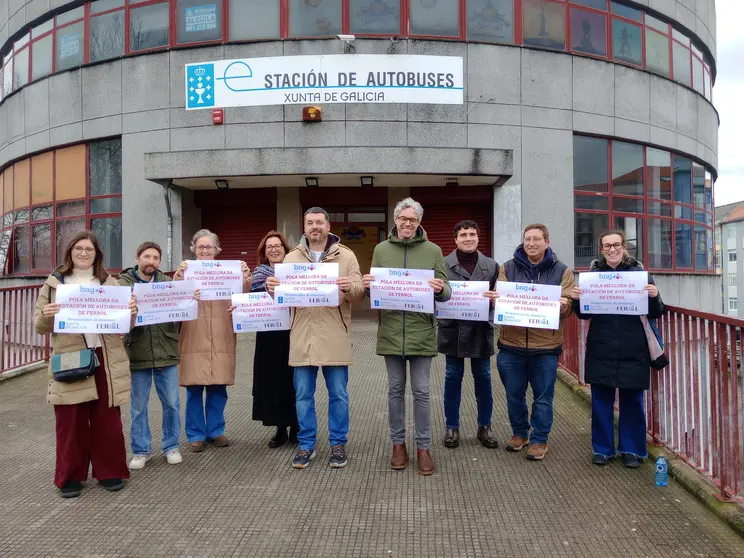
[266,244,284,252]
[396,216,420,225]
[73,247,95,254]
[196,245,215,252]
[601,243,624,251]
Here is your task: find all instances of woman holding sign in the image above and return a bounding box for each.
[571,230,664,468]
[250,231,299,448]
[174,230,251,452]
[33,231,137,498]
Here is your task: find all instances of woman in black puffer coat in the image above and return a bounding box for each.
[571,230,664,468]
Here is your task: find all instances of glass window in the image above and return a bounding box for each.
[89,140,122,196]
[56,219,86,265]
[611,19,641,66]
[289,0,342,37]
[693,163,705,208]
[575,213,608,268]
[613,197,643,213]
[14,160,30,210]
[31,205,53,220]
[15,33,30,51]
[31,152,54,204]
[729,298,738,312]
[570,8,607,57]
[673,156,692,206]
[177,0,223,44]
[32,223,52,269]
[574,194,609,210]
[612,141,643,196]
[56,7,85,26]
[645,28,670,77]
[466,0,513,42]
[56,200,85,217]
[610,1,641,21]
[55,145,86,201]
[615,216,643,261]
[648,219,672,269]
[13,47,29,89]
[523,0,566,50]
[351,0,401,35]
[704,171,713,214]
[13,226,29,273]
[32,20,54,38]
[90,197,123,214]
[729,250,737,263]
[646,147,671,200]
[573,136,608,192]
[229,0,280,40]
[692,55,704,95]
[410,0,459,37]
[90,11,125,63]
[676,222,693,268]
[729,274,737,287]
[2,55,12,97]
[130,3,170,52]
[648,201,672,217]
[571,0,606,9]
[56,21,85,72]
[91,0,125,14]
[673,42,691,86]
[31,35,53,81]
[645,14,668,34]
[672,28,690,46]
[91,217,122,269]
[14,208,29,224]
[704,69,711,100]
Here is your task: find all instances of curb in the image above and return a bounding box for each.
[557,367,744,538]
[0,361,47,383]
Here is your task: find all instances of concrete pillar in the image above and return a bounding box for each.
[492,183,522,264]
[174,187,201,267]
[387,187,410,231]
[277,187,301,247]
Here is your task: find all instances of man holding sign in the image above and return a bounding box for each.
[266,207,364,470]
[492,224,575,462]
[437,220,500,450]
[363,198,451,475]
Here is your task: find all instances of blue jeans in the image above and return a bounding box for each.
[591,384,648,458]
[130,366,181,456]
[185,385,228,443]
[294,366,349,451]
[497,349,559,445]
[444,356,493,429]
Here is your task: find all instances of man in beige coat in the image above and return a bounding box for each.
[267,207,364,470]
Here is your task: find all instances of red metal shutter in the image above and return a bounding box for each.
[421,204,492,258]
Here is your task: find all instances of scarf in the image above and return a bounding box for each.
[250,264,275,292]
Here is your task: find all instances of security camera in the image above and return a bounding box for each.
[337,34,356,43]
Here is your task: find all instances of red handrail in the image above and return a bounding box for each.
[0,284,50,374]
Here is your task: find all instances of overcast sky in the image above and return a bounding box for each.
[712,0,743,206]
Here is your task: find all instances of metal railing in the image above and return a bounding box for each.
[0,284,50,374]
[560,306,744,502]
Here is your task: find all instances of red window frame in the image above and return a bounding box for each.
[88,0,126,63]
[407,0,465,41]
[567,3,608,61]
[29,20,54,84]
[127,0,171,55]
[608,5,643,69]
[12,33,31,91]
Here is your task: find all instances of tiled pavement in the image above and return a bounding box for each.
[1,321,743,557]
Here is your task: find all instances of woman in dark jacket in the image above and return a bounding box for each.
[250,231,299,448]
[571,230,664,468]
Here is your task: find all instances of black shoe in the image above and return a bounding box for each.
[289,425,299,444]
[622,454,641,469]
[268,427,289,449]
[329,444,348,468]
[477,426,499,449]
[60,481,82,498]
[292,449,316,469]
[98,479,125,492]
[443,428,460,448]
[592,454,611,466]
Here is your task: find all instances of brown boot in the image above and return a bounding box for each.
[505,435,530,452]
[391,444,408,470]
[213,435,230,447]
[527,443,548,461]
[189,441,205,453]
[417,449,435,476]
[477,426,499,449]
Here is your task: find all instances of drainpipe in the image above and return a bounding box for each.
[153,179,174,272]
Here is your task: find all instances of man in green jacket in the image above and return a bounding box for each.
[363,197,451,475]
[119,242,183,470]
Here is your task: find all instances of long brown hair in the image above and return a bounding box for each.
[58,231,109,284]
[257,230,291,265]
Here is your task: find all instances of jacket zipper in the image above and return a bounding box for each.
[525,271,542,350]
[402,242,407,357]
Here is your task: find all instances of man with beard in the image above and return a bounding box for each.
[119,242,185,470]
[266,207,364,470]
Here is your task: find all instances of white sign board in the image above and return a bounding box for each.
[231,292,291,333]
[435,281,490,321]
[185,54,464,109]
[493,282,562,330]
[369,267,435,314]
[579,271,649,315]
[184,260,243,301]
[274,262,340,307]
[133,281,198,326]
[54,284,132,334]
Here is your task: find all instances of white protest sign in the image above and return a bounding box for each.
[369,267,435,314]
[231,293,291,333]
[54,284,132,334]
[185,55,464,109]
[274,262,340,307]
[184,260,243,301]
[133,281,198,326]
[579,271,649,315]
[493,281,562,330]
[435,281,490,321]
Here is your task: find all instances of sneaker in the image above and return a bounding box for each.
[99,478,125,492]
[128,455,149,470]
[292,448,316,469]
[213,435,230,447]
[329,444,348,468]
[189,441,205,453]
[60,481,82,499]
[166,449,183,465]
[622,454,641,469]
[592,453,611,466]
[505,435,530,452]
[443,428,460,448]
[526,443,548,461]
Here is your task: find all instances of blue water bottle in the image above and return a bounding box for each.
[655,456,668,487]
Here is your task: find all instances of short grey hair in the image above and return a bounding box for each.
[190,229,222,255]
[394,197,424,221]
